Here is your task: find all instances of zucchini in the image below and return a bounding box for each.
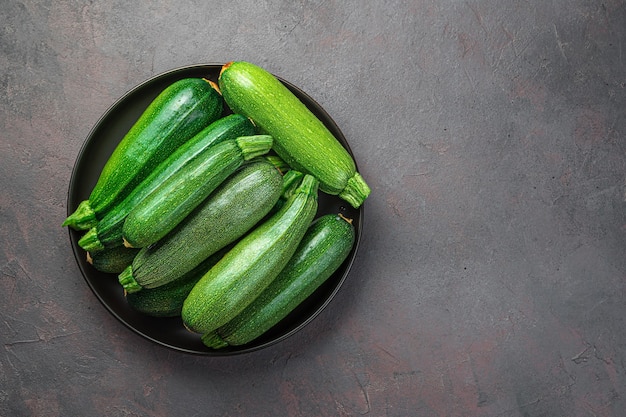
[264,155,290,174]
[271,169,304,214]
[182,174,319,334]
[118,158,283,293]
[63,78,223,230]
[202,213,355,348]
[121,134,273,248]
[77,114,255,252]
[125,247,228,317]
[218,61,370,208]
[86,246,140,274]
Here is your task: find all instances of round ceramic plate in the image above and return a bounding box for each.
[67,64,363,355]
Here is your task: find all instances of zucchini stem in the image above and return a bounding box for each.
[78,227,105,252]
[281,170,304,198]
[338,213,353,224]
[63,200,98,230]
[338,172,370,209]
[236,135,273,160]
[264,155,290,174]
[118,266,143,294]
[295,174,320,197]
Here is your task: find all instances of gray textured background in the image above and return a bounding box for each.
[1,1,625,416]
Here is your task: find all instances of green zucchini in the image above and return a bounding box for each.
[63,78,223,230]
[121,134,273,249]
[125,247,228,317]
[182,174,320,334]
[118,158,283,293]
[77,114,255,252]
[86,246,140,274]
[271,169,304,214]
[264,155,290,174]
[202,213,355,348]
[218,61,370,208]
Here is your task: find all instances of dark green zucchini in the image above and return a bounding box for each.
[121,134,273,248]
[118,158,283,293]
[202,213,355,348]
[125,247,228,317]
[218,61,370,208]
[63,78,223,230]
[86,246,140,274]
[182,174,319,335]
[77,114,255,252]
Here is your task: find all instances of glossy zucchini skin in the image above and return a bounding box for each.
[125,248,227,318]
[77,114,255,253]
[86,246,140,274]
[63,78,223,230]
[121,134,273,248]
[218,61,370,208]
[202,213,355,349]
[182,174,319,335]
[118,159,283,293]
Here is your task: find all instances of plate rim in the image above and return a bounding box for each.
[66,63,364,355]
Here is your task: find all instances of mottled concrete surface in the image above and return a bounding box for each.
[1,1,625,416]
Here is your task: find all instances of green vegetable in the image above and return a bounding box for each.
[271,169,304,214]
[218,61,370,208]
[182,174,319,334]
[121,134,273,248]
[77,114,255,252]
[118,158,283,293]
[202,213,355,348]
[264,155,290,174]
[125,248,228,317]
[63,78,223,230]
[86,246,140,274]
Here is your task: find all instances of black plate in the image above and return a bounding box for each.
[67,64,363,355]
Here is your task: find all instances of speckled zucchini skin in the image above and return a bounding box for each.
[121,135,273,249]
[218,61,370,208]
[181,174,319,335]
[202,213,355,348]
[87,246,140,274]
[125,248,227,318]
[77,114,255,253]
[118,159,283,292]
[64,78,223,230]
